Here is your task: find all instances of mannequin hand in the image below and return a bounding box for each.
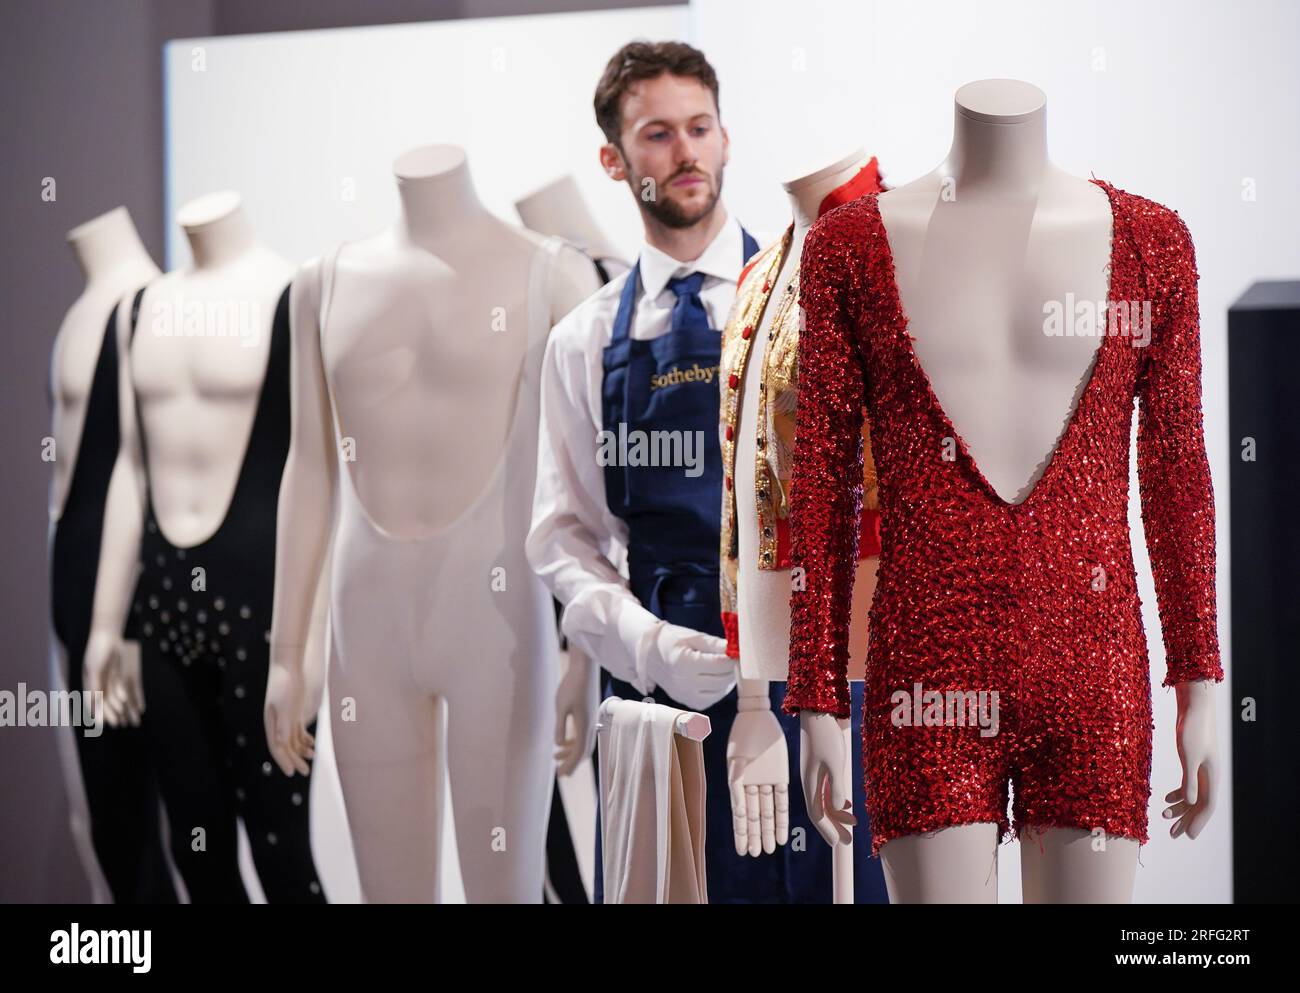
[554,644,599,776]
[265,659,314,777]
[1163,679,1218,840]
[645,620,736,712]
[799,710,856,847]
[726,701,790,856]
[83,630,143,728]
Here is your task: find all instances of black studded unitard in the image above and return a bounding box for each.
[124,284,326,903]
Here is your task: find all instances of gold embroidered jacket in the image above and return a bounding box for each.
[719,223,881,658]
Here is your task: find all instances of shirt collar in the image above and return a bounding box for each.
[637,209,743,302]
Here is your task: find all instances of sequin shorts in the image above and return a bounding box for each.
[860,590,1155,858]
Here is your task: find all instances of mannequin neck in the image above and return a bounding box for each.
[68,207,155,286]
[784,151,878,241]
[945,80,1050,194]
[182,202,259,270]
[396,148,491,250]
[517,174,623,263]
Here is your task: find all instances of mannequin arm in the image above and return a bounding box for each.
[297,526,333,730]
[554,643,600,777]
[726,676,789,856]
[266,264,338,776]
[83,294,147,727]
[1163,679,1219,840]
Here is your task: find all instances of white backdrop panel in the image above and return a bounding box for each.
[696,0,1300,905]
[165,5,689,905]
[165,6,690,268]
[166,0,1300,905]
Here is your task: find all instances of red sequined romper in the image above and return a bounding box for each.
[783,180,1223,856]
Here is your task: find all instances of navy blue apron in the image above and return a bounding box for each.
[596,228,887,904]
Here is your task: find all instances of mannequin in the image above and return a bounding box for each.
[50,209,157,518]
[517,173,626,903]
[48,206,174,903]
[83,191,330,902]
[792,80,1222,903]
[515,174,631,283]
[730,153,880,684]
[266,144,600,903]
[720,152,886,903]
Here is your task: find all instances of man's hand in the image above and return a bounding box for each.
[645,620,735,711]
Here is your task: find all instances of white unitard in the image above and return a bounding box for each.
[314,237,564,903]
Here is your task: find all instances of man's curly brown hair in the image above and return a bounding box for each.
[593,40,721,149]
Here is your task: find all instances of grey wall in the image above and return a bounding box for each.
[214,0,463,34]
[0,0,674,903]
[210,0,667,35]
[0,0,216,905]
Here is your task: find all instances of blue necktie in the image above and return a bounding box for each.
[666,271,710,335]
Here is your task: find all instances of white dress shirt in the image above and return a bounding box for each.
[527,210,749,693]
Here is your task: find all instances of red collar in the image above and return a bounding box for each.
[737,158,884,288]
[817,156,882,218]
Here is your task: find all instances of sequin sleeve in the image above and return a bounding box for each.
[1135,209,1224,687]
[782,208,868,718]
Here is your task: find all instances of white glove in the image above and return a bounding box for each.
[642,618,736,712]
[564,595,736,710]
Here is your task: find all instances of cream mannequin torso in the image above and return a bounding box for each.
[267,144,600,903]
[726,153,879,900]
[877,89,1110,506]
[77,191,337,902]
[798,80,1220,905]
[515,173,630,276]
[319,151,598,536]
[48,205,160,904]
[133,192,295,547]
[735,151,879,683]
[84,191,326,724]
[50,207,159,522]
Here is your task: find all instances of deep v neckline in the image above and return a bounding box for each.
[133,283,289,552]
[326,235,559,545]
[870,177,1120,510]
